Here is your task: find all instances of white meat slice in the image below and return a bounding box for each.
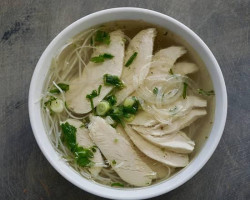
[128,111,158,127]
[116,28,156,104]
[124,125,189,167]
[65,30,125,114]
[116,126,171,179]
[139,131,195,153]
[132,109,207,136]
[88,116,156,186]
[172,62,199,75]
[65,119,104,176]
[150,46,186,75]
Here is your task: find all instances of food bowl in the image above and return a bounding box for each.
[29,7,227,199]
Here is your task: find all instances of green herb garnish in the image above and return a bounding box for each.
[197,89,215,96]
[61,122,95,167]
[94,30,110,45]
[103,74,124,89]
[90,53,114,63]
[44,96,56,107]
[111,182,124,187]
[104,94,117,106]
[86,90,98,111]
[153,87,159,95]
[97,85,102,95]
[125,52,138,67]
[169,68,174,75]
[50,83,69,94]
[182,82,188,99]
[123,96,139,114]
[112,160,117,165]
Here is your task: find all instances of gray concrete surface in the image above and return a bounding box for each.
[0,0,250,199]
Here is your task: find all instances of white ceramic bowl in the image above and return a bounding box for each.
[29,7,227,200]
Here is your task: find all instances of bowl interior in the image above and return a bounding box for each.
[29,7,227,200]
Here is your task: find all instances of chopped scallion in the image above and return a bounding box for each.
[125,52,138,67]
[182,82,188,99]
[197,89,215,96]
[96,101,110,116]
[90,53,114,63]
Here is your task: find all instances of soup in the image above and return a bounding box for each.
[41,20,215,187]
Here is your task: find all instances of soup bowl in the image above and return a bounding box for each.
[29,7,227,199]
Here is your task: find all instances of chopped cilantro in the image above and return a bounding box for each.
[104,94,117,106]
[86,89,98,111]
[44,96,56,107]
[61,122,95,167]
[125,52,138,67]
[97,85,102,95]
[50,83,69,94]
[103,74,124,89]
[94,30,110,45]
[112,160,116,165]
[90,53,114,63]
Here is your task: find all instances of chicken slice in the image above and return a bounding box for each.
[124,125,189,167]
[149,46,186,75]
[65,119,104,176]
[138,131,195,153]
[65,30,125,114]
[128,111,158,127]
[116,28,156,104]
[88,116,156,186]
[116,126,171,179]
[132,109,207,136]
[172,62,199,75]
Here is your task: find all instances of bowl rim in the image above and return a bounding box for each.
[29,7,227,200]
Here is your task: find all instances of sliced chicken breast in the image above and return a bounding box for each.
[128,111,158,127]
[116,126,171,179]
[139,131,195,153]
[88,116,156,186]
[132,109,207,136]
[172,62,199,75]
[65,119,104,176]
[116,28,156,104]
[65,30,125,114]
[124,125,189,167]
[150,46,186,75]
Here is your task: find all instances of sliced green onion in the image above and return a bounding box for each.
[123,113,135,122]
[111,182,124,187]
[50,99,64,113]
[125,52,138,67]
[96,101,110,116]
[123,97,136,108]
[182,82,188,99]
[197,89,215,96]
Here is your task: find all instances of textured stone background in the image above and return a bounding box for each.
[0,0,250,199]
